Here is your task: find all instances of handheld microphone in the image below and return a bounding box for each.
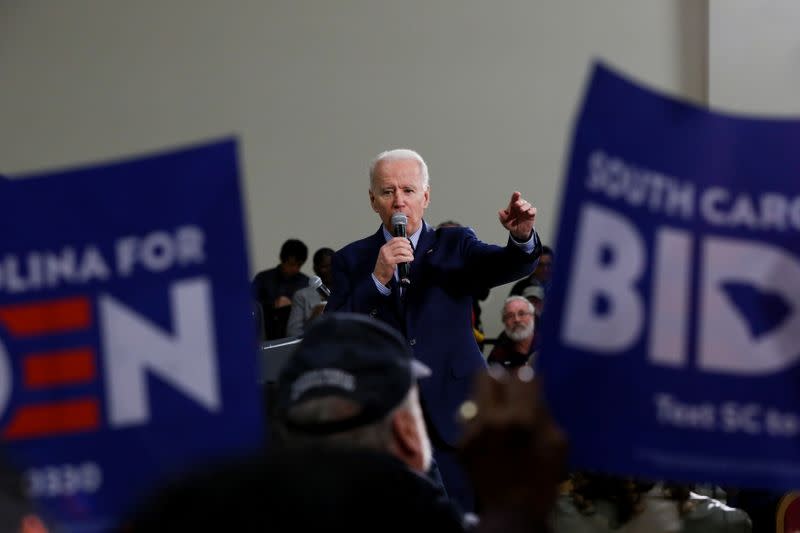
[309,275,331,299]
[391,212,411,288]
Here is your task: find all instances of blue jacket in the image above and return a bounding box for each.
[328,222,539,445]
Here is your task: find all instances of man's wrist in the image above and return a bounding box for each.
[373,271,392,286]
[371,273,392,296]
[509,228,537,254]
[510,230,533,242]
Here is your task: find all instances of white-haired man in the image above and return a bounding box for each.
[488,296,537,369]
[327,148,541,510]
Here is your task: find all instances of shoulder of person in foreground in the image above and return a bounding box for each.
[122,448,467,533]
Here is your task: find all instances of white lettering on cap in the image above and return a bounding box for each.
[290,369,356,402]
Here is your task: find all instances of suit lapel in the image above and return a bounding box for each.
[367,226,386,265]
[409,221,436,287]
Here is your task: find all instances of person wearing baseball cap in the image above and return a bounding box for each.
[275,312,434,475]
[126,313,566,532]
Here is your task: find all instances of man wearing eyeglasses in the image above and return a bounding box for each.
[488,296,537,370]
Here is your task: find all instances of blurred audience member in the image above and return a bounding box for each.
[488,296,536,369]
[727,489,782,533]
[509,245,553,297]
[286,247,335,336]
[661,483,751,533]
[522,282,546,319]
[123,448,464,532]
[275,313,435,478]
[553,472,752,533]
[459,367,567,532]
[437,220,462,228]
[252,238,309,339]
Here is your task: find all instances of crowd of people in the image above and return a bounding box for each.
[251,235,555,372]
[3,148,778,531]
[240,149,764,531]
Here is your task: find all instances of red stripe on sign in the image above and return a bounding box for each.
[1,398,100,440]
[0,297,91,336]
[23,348,96,388]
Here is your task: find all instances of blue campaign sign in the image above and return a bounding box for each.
[538,63,800,490]
[0,139,263,530]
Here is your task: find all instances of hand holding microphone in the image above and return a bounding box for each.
[373,213,414,287]
[391,213,412,288]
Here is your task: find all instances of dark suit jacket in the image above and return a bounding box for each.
[328,222,540,445]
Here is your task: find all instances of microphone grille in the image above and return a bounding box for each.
[309,276,323,289]
[391,212,408,226]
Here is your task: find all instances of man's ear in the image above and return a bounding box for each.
[391,409,424,471]
[369,189,378,211]
[423,186,430,209]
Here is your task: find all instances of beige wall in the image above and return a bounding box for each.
[0,0,707,337]
[709,0,800,115]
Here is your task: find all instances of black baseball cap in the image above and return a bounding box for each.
[276,313,430,434]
